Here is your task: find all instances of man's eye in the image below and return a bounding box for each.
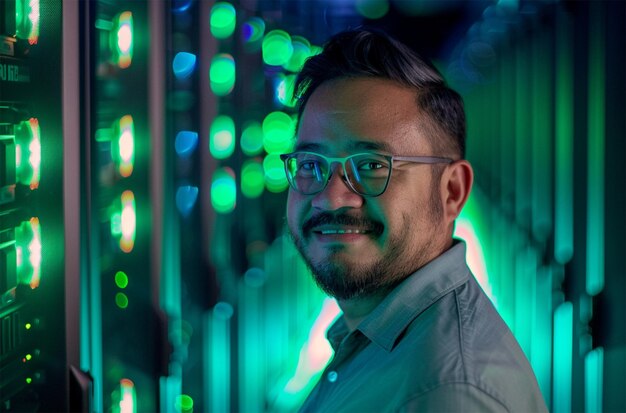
[300,161,317,170]
[359,161,384,170]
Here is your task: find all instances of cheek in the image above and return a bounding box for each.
[286,192,306,227]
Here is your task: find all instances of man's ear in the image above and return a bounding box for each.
[440,160,473,224]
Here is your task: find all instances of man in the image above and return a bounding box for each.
[281,29,548,412]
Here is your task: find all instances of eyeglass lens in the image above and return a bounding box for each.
[286,153,391,196]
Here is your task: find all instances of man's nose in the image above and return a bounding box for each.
[311,165,364,211]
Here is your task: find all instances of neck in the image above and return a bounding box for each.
[337,289,390,332]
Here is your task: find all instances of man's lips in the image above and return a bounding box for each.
[302,213,384,238]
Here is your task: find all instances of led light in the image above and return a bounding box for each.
[175,394,194,413]
[283,36,311,73]
[110,11,133,69]
[176,185,199,217]
[119,378,136,413]
[211,168,236,214]
[111,191,136,253]
[263,153,288,193]
[15,118,41,189]
[115,271,129,289]
[15,217,41,289]
[242,17,265,43]
[26,377,32,384]
[111,115,135,178]
[262,111,294,154]
[355,0,389,19]
[210,116,235,159]
[240,121,264,156]
[241,160,264,199]
[115,293,129,309]
[173,52,197,79]
[25,323,32,330]
[210,2,236,39]
[262,30,293,66]
[276,74,297,108]
[210,54,236,96]
[175,131,199,157]
[15,0,40,45]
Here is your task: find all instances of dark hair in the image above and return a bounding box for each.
[294,28,466,159]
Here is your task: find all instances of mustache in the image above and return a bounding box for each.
[302,212,384,235]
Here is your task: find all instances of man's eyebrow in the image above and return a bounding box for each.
[293,140,395,153]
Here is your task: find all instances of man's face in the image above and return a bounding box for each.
[287,77,451,300]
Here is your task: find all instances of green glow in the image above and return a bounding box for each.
[111,115,135,178]
[14,118,41,189]
[207,309,231,412]
[355,0,389,19]
[15,217,41,289]
[15,0,40,44]
[585,347,603,413]
[211,168,237,213]
[553,302,573,413]
[26,377,32,384]
[262,111,294,154]
[555,12,574,264]
[25,323,31,330]
[263,153,288,193]
[276,74,297,108]
[210,115,235,159]
[110,11,133,69]
[175,394,194,412]
[115,271,129,289]
[115,292,129,309]
[283,36,311,72]
[118,378,136,413]
[210,54,236,96]
[210,2,236,39]
[240,122,264,156]
[262,30,293,66]
[241,160,265,199]
[586,5,605,296]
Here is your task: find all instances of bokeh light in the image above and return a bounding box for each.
[210,53,236,96]
[240,121,264,156]
[210,2,236,39]
[210,115,235,159]
[262,111,294,154]
[241,159,264,199]
[211,168,236,213]
[262,30,293,66]
[263,153,288,193]
[173,52,197,79]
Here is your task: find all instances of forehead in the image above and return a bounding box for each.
[296,77,432,154]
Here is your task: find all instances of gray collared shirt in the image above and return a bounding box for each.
[299,242,548,412]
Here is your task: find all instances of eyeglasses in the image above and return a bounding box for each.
[280,151,453,197]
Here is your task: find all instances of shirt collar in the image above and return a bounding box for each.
[349,241,470,352]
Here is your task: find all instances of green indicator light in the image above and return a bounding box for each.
[15,217,41,289]
[209,116,235,159]
[283,36,311,72]
[15,118,41,190]
[242,17,265,44]
[262,111,294,154]
[25,323,32,330]
[115,271,129,289]
[355,0,389,19]
[111,115,135,178]
[240,121,264,156]
[15,0,40,44]
[210,2,236,39]
[26,377,32,384]
[210,54,236,96]
[276,74,297,108]
[263,153,288,193]
[211,168,237,214]
[241,160,264,199]
[262,30,293,66]
[175,394,194,412]
[110,11,133,68]
[25,353,32,361]
[115,292,129,309]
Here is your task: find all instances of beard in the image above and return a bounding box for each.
[289,192,444,300]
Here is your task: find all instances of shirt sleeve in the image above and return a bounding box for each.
[397,383,510,413]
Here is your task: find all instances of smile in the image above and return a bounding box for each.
[318,229,368,235]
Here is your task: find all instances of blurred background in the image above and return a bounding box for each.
[0,0,624,411]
